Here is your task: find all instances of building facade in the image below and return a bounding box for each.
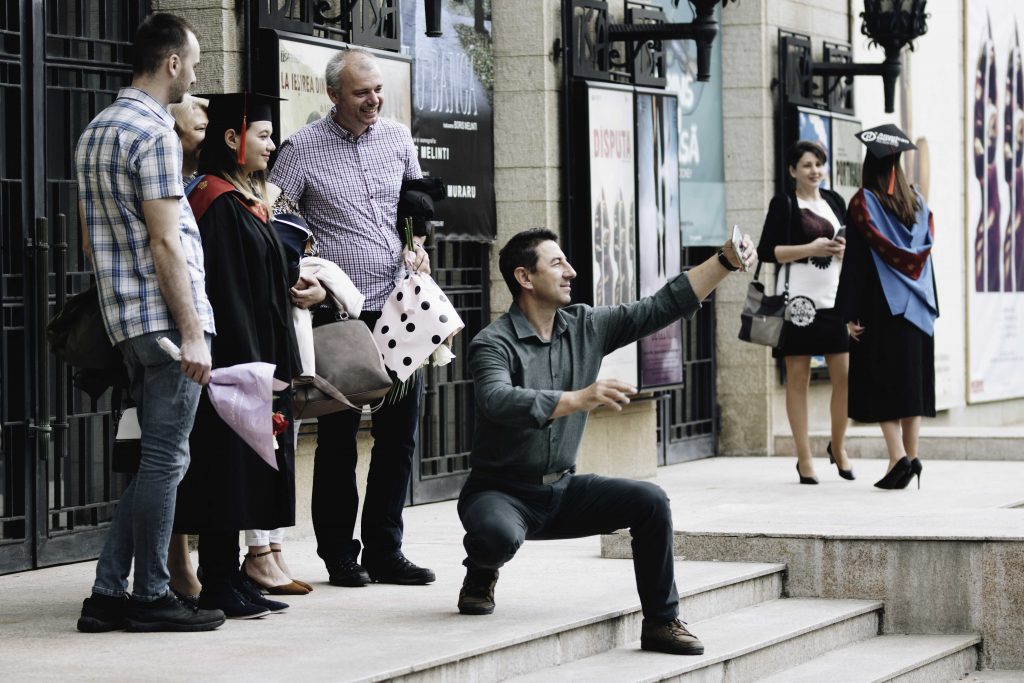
[3,0,1022,574]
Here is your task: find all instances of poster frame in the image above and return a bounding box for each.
[255,29,412,146]
[634,87,685,391]
[570,79,640,388]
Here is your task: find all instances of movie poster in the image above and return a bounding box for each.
[795,108,832,189]
[964,0,1024,402]
[662,1,725,246]
[830,115,863,204]
[636,92,683,389]
[589,84,638,386]
[402,2,495,240]
[277,37,411,141]
[854,0,967,409]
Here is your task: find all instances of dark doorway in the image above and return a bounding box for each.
[0,0,148,575]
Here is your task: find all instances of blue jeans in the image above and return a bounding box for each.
[92,330,207,601]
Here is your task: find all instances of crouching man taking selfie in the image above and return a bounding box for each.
[457,227,756,655]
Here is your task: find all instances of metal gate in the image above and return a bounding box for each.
[0,0,147,575]
[655,247,717,465]
[410,240,488,503]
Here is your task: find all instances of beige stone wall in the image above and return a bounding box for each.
[490,0,564,319]
[153,0,243,91]
[716,1,851,456]
[490,0,658,478]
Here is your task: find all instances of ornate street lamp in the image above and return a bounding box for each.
[809,0,930,112]
[608,0,736,82]
[563,0,735,84]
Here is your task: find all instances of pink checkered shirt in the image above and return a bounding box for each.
[269,111,422,311]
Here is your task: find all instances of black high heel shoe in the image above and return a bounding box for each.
[902,457,923,489]
[796,462,819,485]
[827,441,855,480]
[874,456,912,489]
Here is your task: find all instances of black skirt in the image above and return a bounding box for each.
[847,276,936,423]
[774,306,850,358]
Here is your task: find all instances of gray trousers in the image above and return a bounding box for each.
[457,472,680,622]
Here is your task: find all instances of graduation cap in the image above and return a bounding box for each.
[855,124,917,194]
[198,92,284,165]
[855,124,917,158]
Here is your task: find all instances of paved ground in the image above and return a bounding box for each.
[655,456,1024,541]
[1,457,1022,681]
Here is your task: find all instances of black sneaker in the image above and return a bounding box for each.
[326,558,370,587]
[77,592,129,633]
[169,587,200,610]
[457,560,498,615]
[124,592,225,632]
[234,575,289,614]
[640,618,705,655]
[363,552,436,585]
[198,582,270,620]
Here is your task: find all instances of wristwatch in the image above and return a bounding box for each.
[717,249,739,272]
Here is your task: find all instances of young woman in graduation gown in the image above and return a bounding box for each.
[836,135,938,491]
[174,93,317,617]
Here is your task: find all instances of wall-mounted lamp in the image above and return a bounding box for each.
[608,0,734,82]
[781,0,929,113]
[561,0,733,85]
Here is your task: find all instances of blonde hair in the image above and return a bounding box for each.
[167,94,209,136]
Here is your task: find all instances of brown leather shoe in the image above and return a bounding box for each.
[640,618,705,655]
[457,561,498,615]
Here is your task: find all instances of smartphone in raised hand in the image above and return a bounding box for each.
[731,224,747,272]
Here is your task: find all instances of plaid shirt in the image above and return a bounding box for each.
[269,111,422,311]
[76,87,214,344]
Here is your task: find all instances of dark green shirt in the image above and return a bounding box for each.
[468,273,702,477]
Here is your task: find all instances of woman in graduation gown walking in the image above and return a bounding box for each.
[174,93,315,617]
[837,124,939,490]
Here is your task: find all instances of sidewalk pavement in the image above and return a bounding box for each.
[1,457,1022,681]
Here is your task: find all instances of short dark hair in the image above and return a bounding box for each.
[786,140,827,169]
[498,228,560,299]
[132,13,195,77]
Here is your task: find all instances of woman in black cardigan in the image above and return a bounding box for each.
[757,141,852,484]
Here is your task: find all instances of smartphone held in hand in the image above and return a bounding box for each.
[731,224,747,272]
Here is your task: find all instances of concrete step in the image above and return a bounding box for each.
[503,597,883,683]
[385,560,785,683]
[757,633,980,683]
[774,427,1024,461]
[958,673,1024,682]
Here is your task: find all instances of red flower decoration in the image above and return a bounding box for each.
[272,411,289,437]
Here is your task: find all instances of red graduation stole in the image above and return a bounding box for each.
[848,189,933,280]
[187,175,269,223]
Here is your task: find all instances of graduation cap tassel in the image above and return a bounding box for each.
[887,162,896,195]
[237,93,247,166]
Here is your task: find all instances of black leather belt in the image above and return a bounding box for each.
[473,467,572,485]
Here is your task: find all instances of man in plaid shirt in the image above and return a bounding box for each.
[74,13,223,633]
[270,48,435,587]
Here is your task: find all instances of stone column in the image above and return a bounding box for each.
[491,0,657,478]
[716,0,851,455]
[153,1,243,91]
[490,0,564,317]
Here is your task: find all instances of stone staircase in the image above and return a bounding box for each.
[383,560,979,683]
[8,459,1020,682]
[773,425,1024,462]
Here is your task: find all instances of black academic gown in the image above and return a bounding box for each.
[835,204,937,423]
[174,182,302,533]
